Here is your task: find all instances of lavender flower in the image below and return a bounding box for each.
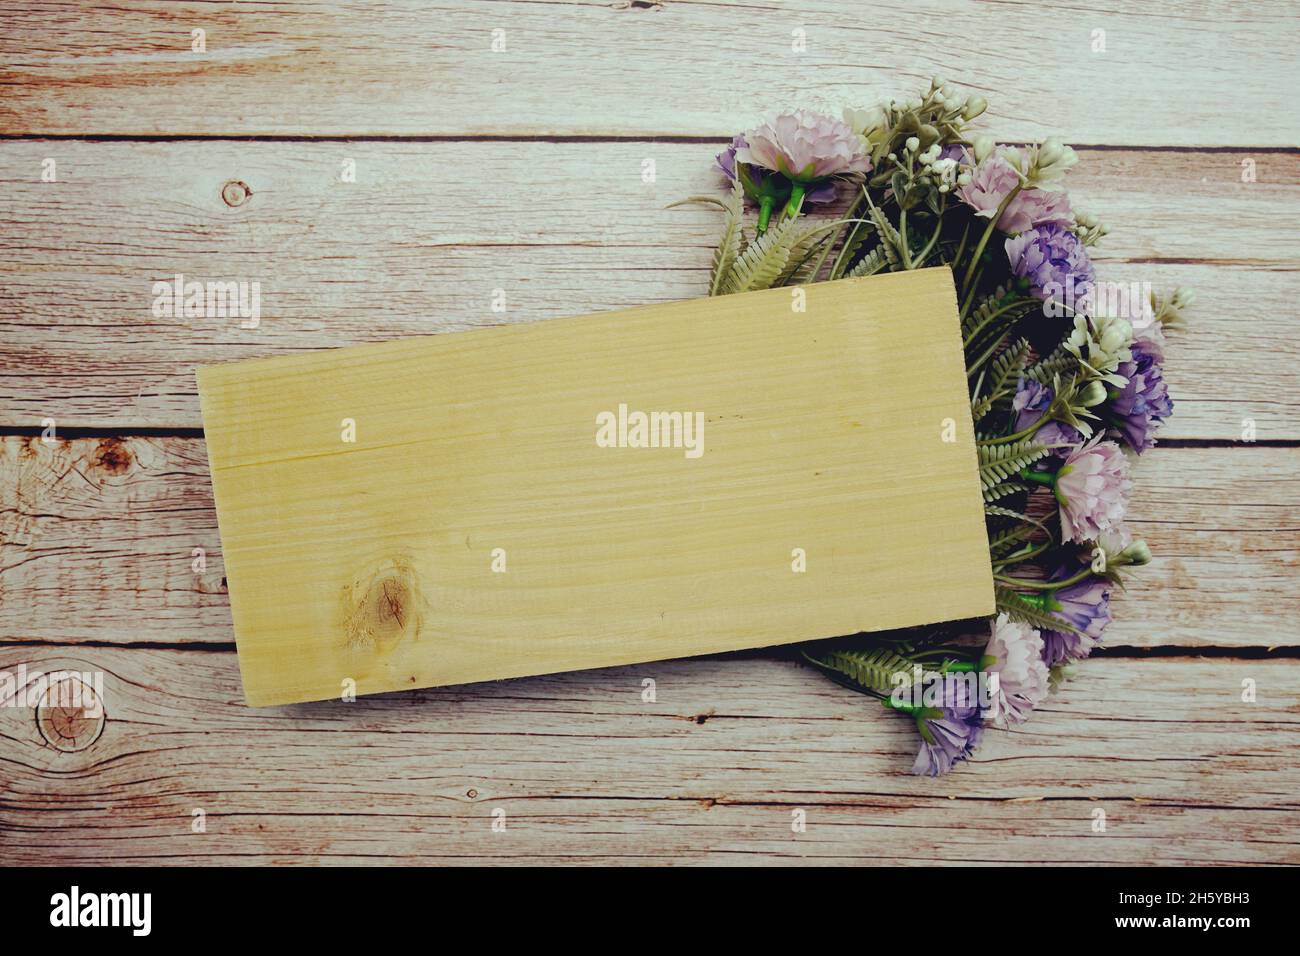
[1012,379,1081,454]
[984,613,1050,725]
[1106,337,1173,452]
[958,146,1073,234]
[716,135,836,204]
[1004,224,1095,303]
[1041,574,1112,665]
[735,110,870,184]
[1055,438,1132,543]
[910,682,984,777]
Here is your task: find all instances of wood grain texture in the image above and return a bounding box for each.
[0,142,1295,437]
[0,1,1295,145]
[1,647,1296,865]
[1,0,1295,867]
[197,270,992,705]
[2,437,1294,649]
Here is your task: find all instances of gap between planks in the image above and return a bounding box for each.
[0,134,1295,152]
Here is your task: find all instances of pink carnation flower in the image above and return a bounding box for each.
[735,110,870,182]
[983,613,1050,725]
[958,147,1073,234]
[1056,438,1133,543]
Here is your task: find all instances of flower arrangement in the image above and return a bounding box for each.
[675,80,1192,775]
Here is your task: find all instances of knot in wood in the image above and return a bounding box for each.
[37,676,106,753]
[221,180,251,207]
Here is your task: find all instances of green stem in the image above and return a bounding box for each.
[1018,467,1057,487]
[951,219,971,268]
[978,417,1047,446]
[829,216,868,280]
[966,328,1011,379]
[962,297,1037,349]
[756,195,775,235]
[993,539,1053,568]
[898,208,912,269]
[913,208,947,267]
[996,566,1095,593]
[960,184,1022,296]
[781,183,806,221]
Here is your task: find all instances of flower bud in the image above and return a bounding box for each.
[905,136,920,152]
[1119,540,1152,566]
[1038,137,1065,166]
[1100,319,1132,353]
[962,96,988,120]
[972,134,995,162]
[1078,380,1107,407]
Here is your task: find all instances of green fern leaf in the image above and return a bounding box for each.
[721,216,800,294]
[809,646,918,695]
[708,178,746,297]
[1025,345,1074,385]
[995,586,1083,635]
[978,440,1049,489]
[982,479,1030,504]
[843,244,889,279]
[987,522,1041,559]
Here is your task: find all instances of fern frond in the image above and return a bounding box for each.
[721,216,800,294]
[978,440,1049,489]
[982,479,1030,504]
[1025,346,1073,385]
[972,337,1032,425]
[984,504,1036,522]
[995,586,1082,635]
[776,219,856,286]
[960,285,1014,338]
[864,204,905,268]
[708,178,746,297]
[984,337,1031,398]
[808,646,918,695]
[987,521,1042,559]
[843,244,890,279]
[828,202,878,280]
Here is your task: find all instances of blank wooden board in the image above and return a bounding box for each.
[197,267,993,706]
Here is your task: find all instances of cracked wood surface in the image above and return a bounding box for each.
[0,142,1296,438]
[2,438,1296,650]
[0,0,1294,145]
[1,648,1297,865]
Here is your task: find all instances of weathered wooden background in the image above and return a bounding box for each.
[1,0,1297,865]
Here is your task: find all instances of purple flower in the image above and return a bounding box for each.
[984,613,1050,725]
[1055,437,1132,543]
[715,134,745,180]
[958,147,1073,234]
[1106,338,1173,453]
[736,110,870,182]
[1012,379,1082,455]
[717,134,838,205]
[1041,573,1112,665]
[1005,224,1095,303]
[910,682,984,777]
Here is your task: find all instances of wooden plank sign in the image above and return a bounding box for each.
[197,267,993,706]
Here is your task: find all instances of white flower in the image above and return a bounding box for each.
[984,613,1050,725]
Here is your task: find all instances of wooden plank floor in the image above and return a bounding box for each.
[1,0,1298,865]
